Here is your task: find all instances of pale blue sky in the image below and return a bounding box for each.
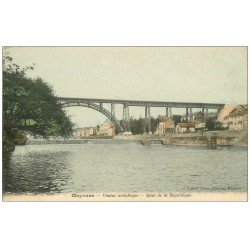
[5,47,247,127]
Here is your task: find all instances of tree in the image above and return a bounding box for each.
[3,52,74,142]
[205,117,216,130]
[214,120,224,130]
[128,116,162,135]
[172,115,182,126]
[150,116,162,134]
[205,117,224,131]
[129,117,144,134]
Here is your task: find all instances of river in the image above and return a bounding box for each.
[2,141,247,194]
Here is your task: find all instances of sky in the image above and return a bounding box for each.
[5,47,247,127]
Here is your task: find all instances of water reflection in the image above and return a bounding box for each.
[3,147,73,194]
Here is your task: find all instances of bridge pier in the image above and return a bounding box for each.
[144,106,151,133]
[122,104,130,132]
[166,107,169,117]
[186,108,189,121]
[189,108,193,121]
[166,107,172,118]
[111,102,115,117]
[201,107,209,121]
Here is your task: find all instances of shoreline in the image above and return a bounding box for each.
[24,137,247,147]
[24,130,248,147]
[3,192,247,202]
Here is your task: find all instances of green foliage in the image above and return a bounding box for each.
[205,117,216,130]
[115,124,121,135]
[128,116,162,135]
[172,115,182,126]
[150,116,162,134]
[214,121,224,130]
[129,117,145,134]
[3,52,74,139]
[205,117,223,131]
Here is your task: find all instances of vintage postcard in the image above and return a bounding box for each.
[2,46,248,201]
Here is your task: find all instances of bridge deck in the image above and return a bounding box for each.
[57,97,224,109]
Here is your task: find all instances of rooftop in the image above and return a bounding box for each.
[226,105,248,118]
[177,122,195,128]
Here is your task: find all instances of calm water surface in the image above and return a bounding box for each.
[3,142,247,194]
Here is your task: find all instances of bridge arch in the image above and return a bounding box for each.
[61,102,123,133]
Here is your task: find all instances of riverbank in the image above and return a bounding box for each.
[26,138,141,145]
[3,192,247,202]
[3,130,27,152]
[115,130,248,147]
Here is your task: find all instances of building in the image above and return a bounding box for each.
[217,104,237,122]
[176,122,195,133]
[73,119,115,138]
[192,111,204,123]
[185,111,217,124]
[224,105,248,131]
[155,117,175,135]
[73,128,88,138]
[73,127,98,138]
[195,122,206,131]
[98,122,115,137]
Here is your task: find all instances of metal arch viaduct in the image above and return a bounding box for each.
[57,97,225,133]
